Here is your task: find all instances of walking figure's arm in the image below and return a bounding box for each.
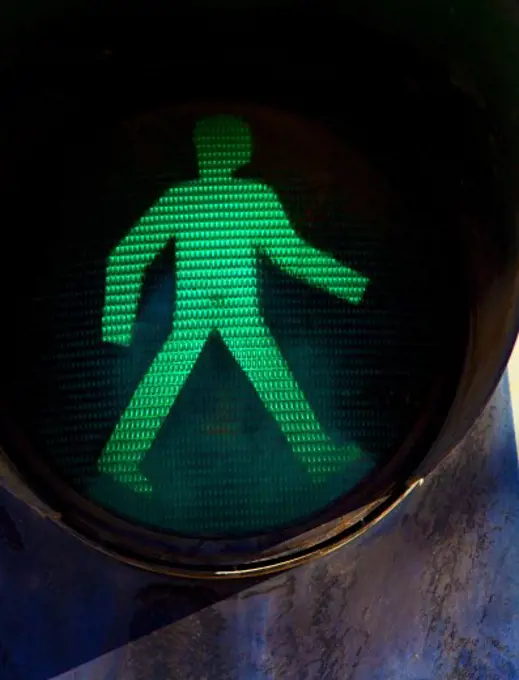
[259,199,370,305]
[103,191,177,346]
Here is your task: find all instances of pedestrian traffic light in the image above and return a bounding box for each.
[0,2,518,578]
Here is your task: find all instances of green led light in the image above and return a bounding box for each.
[98,115,371,494]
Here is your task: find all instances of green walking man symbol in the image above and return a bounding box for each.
[98,115,371,494]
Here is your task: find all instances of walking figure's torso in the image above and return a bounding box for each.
[170,178,280,328]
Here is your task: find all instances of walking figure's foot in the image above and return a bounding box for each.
[300,441,376,486]
[97,458,153,494]
[119,470,154,494]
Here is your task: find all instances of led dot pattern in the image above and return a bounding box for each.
[1,109,466,537]
[99,116,371,498]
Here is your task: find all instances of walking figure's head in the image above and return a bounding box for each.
[194,115,253,179]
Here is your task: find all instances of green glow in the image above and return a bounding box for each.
[98,115,370,493]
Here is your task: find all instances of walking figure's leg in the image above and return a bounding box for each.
[220,321,369,482]
[98,319,210,493]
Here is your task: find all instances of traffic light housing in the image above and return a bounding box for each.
[0,0,518,579]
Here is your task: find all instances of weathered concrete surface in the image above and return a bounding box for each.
[1,375,519,680]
